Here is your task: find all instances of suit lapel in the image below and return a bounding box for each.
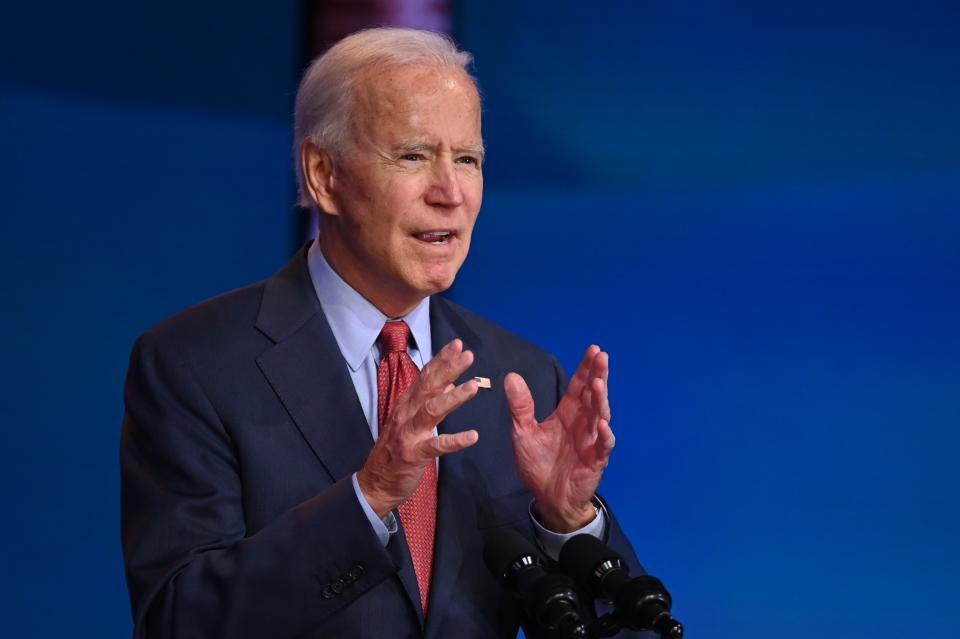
[255,248,373,482]
[426,297,504,636]
[256,314,374,481]
[254,247,425,624]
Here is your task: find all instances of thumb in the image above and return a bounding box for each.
[504,372,536,429]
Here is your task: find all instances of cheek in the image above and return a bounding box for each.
[465,177,483,213]
[361,196,406,245]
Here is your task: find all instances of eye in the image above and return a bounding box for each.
[401,153,424,162]
[457,155,481,167]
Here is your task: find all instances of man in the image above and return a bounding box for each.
[122,28,646,638]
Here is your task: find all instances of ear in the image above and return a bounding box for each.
[301,139,340,215]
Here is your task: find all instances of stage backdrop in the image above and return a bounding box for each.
[0,2,300,635]
[1,2,957,637]
[453,2,960,637]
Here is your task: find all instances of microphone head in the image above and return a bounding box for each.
[559,533,625,586]
[483,528,543,584]
[560,535,683,637]
[483,530,587,634]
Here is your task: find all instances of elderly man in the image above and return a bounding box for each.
[121,28,646,638]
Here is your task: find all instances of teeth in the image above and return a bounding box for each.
[416,231,452,244]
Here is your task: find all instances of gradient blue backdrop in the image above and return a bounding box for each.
[1,2,957,636]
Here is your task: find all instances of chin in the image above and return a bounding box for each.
[416,270,458,297]
[404,254,467,299]
[420,277,455,297]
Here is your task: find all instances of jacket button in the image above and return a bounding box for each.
[331,578,346,594]
[320,585,335,600]
[349,563,365,579]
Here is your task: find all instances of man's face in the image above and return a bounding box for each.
[318,63,484,315]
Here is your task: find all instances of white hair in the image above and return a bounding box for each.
[293,27,475,208]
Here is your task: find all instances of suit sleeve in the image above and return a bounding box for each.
[120,331,398,638]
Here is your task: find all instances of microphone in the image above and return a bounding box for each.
[483,528,588,638]
[559,534,684,638]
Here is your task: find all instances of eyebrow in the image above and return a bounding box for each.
[459,144,486,158]
[393,141,486,158]
[394,142,432,154]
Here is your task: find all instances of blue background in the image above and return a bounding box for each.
[2,1,957,636]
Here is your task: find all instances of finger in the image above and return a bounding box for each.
[572,381,599,442]
[504,372,537,430]
[414,379,479,430]
[416,429,480,459]
[565,345,601,402]
[596,418,616,457]
[581,350,610,424]
[418,341,474,395]
[569,376,605,441]
[589,349,608,384]
[555,353,597,427]
[601,366,611,422]
[394,343,472,421]
[592,374,611,423]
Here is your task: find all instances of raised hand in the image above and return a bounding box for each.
[506,345,615,532]
[357,339,480,518]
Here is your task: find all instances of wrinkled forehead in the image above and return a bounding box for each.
[350,62,481,129]
[357,61,478,98]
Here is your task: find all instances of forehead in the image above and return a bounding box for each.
[351,63,482,140]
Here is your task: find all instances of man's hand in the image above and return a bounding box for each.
[506,345,615,533]
[357,339,480,518]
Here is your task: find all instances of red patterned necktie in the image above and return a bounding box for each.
[377,320,437,614]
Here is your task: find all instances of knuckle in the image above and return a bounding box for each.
[422,370,443,393]
[398,443,419,466]
[390,398,412,420]
[389,413,409,432]
[423,397,441,420]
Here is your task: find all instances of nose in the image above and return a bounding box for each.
[425,158,464,208]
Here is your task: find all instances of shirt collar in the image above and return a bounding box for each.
[307,239,431,371]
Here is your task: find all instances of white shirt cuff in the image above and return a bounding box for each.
[529,499,608,561]
[351,472,398,547]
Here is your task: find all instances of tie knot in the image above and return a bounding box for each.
[378,320,411,354]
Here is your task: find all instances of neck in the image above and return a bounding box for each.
[316,234,421,318]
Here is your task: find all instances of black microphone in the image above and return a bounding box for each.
[559,534,683,638]
[483,528,588,638]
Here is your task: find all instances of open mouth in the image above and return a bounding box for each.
[413,230,456,245]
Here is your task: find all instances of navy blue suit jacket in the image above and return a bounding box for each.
[121,247,647,638]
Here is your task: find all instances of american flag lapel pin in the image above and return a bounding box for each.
[473,376,492,390]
